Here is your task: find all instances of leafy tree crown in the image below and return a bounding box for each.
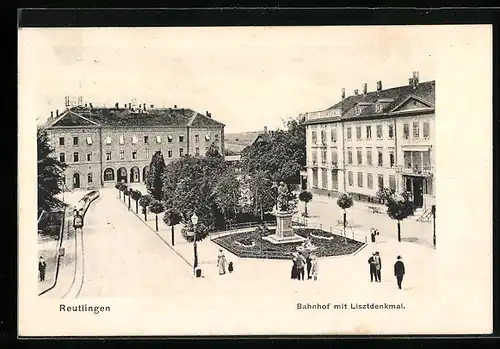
[148,200,165,214]
[298,190,313,203]
[163,208,183,226]
[337,193,353,210]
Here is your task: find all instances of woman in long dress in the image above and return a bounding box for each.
[217,249,227,275]
[310,254,319,281]
[291,253,299,279]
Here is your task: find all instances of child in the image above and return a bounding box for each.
[228,261,234,273]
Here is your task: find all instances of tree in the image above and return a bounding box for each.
[163,208,183,246]
[337,193,354,244]
[139,194,153,221]
[241,115,306,184]
[146,150,166,201]
[130,189,142,214]
[162,155,228,230]
[37,126,67,212]
[298,191,313,217]
[212,168,241,221]
[149,200,165,232]
[247,170,275,221]
[377,188,416,242]
[181,219,210,243]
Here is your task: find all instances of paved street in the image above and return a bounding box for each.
[301,194,435,248]
[40,186,439,334]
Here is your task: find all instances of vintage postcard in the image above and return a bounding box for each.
[18,25,492,336]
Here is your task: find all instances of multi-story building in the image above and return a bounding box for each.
[45,102,225,190]
[304,72,435,209]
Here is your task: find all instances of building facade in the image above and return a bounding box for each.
[45,104,225,190]
[304,72,435,209]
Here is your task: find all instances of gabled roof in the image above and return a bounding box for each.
[306,80,435,124]
[47,106,225,128]
[50,110,100,127]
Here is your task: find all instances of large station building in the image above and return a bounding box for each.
[45,101,225,190]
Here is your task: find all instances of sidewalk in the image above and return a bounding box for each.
[302,194,435,248]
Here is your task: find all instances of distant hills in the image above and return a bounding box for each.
[224,130,264,154]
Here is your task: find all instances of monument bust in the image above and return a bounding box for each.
[277,182,290,212]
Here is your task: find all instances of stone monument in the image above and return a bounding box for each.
[263,182,306,244]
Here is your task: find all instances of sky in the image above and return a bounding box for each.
[19,26,437,133]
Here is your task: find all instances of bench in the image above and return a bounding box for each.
[367,205,383,214]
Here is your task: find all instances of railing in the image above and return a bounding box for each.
[401,166,433,176]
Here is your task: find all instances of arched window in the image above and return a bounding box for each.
[104,168,115,181]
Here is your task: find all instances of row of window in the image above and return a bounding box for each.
[346,147,395,167]
[59,146,210,163]
[310,149,431,169]
[347,171,396,191]
[58,134,219,146]
[310,121,431,144]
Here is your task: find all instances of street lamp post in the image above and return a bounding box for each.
[432,205,436,248]
[191,213,199,276]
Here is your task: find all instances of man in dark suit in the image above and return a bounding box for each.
[38,256,47,282]
[394,255,405,290]
[368,253,377,282]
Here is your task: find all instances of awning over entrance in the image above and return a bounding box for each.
[401,145,432,152]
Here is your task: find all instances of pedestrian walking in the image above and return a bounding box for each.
[296,252,306,280]
[394,256,405,290]
[305,250,312,279]
[368,252,377,282]
[310,254,319,281]
[228,261,234,273]
[217,249,227,275]
[291,253,299,280]
[370,229,376,243]
[38,256,46,282]
[374,252,382,282]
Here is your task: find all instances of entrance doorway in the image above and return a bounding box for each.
[142,166,149,182]
[404,176,424,208]
[117,167,128,183]
[130,166,140,183]
[413,177,424,208]
[73,173,80,189]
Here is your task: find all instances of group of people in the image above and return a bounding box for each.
[291,251,318,281]
[368,252,406,289]
[217,249,233,275]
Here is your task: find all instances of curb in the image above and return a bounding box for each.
[38,207,67,296]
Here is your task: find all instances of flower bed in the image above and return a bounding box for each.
[212,228,364,259]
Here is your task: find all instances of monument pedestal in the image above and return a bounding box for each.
[262,211,306,244]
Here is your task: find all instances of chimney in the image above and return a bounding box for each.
[143,103,146,110]
[150,104,154,109]
[89,103,93,109]
[412,71,419,88]
[341,88,345,99]
[174,105,177,108]
[264,126,268,134]
[56,109,59,117]
[128,103,131,109]
[376,81,382,91]
[363,83,367,95]
[409,78,414,86]
[50,111,54,118]
[354,89,359,95]
[85,103,88,107]
[115,102,119,109]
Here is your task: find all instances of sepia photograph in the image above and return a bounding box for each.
[18,24,492,336]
